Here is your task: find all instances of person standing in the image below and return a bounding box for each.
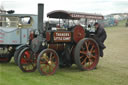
[94,22,107,57]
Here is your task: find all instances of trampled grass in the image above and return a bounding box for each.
[0,21,128,85]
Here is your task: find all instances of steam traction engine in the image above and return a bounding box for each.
[18,4,104,75]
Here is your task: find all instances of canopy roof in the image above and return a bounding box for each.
[47,10,104,20]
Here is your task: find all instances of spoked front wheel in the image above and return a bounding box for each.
[37,49,59,75]
[18,47,37,72]
[74,38,100,71]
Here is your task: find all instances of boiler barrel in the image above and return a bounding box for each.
[48,44,65,51]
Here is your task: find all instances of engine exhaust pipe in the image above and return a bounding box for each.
[38,3,44,34]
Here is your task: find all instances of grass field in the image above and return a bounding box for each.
[0,20,128,85]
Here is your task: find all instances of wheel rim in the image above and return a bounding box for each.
[20,48,37,72]
[38,49,59,75]
[80,39,99,70]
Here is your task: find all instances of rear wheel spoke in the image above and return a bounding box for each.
[85,42,89,51]
[89,58,93,64]
[92,50,96,53]
[80,51,87,55]
[81,57,88,65]
[90,45,95,52]
[80,56,84,59]
[91,55,96,59]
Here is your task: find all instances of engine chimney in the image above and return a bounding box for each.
[38,4,44,34]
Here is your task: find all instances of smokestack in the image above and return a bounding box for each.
[38,3,44,34]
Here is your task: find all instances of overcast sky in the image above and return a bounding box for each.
[0,0,128,19]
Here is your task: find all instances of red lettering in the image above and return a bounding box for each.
[12,40,17,43]
[24,35,26,38]
[0,40,4,43]
[0,32,5,36]
[0,37,3,39]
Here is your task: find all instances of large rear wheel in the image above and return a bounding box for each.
[18,47,37,72]
[37,49,59,75]
[74,38,99,70]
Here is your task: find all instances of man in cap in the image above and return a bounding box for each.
[94,22,107,57]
